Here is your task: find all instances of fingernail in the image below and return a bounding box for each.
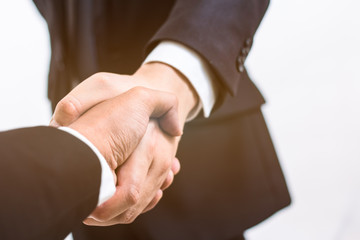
[83,218,92,225]
[49,118,60,127]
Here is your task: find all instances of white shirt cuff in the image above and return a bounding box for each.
[143,40,218,120]
[58,127,116,206]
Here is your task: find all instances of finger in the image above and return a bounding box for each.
[103,122,170,223]
[88,185,136,223]
[128,87,182,137]
[85,188,161,227]
[83,217,123,226]
[145,122,175,191]
[142,190,163,213]
[90,170,147,222]
[160,157,180,190]
[83,217,114,226]
[171,157,181,175]
[161,170,174,190]
[89,131,153,222]
[50,93,83,126]
[51,73,133,126]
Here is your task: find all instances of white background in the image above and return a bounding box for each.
[0,1,359,239]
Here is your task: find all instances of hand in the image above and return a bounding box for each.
[68,86,182,168]
[68,86,181,174]
[51,63,198,128]
[67,87,182,223]
[51,63,198,224]
[84,120,180,225]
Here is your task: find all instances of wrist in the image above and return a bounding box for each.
[68,119,119,170]
[133,62,199,125]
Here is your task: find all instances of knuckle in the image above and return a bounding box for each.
[158,165,168,175]
[114,209,137,224]
[164,159,172,169]
[167,171,174,182]
[163,179,171,189]
[160,160,172,173]
[123,210,136,224]
[131,86,144,94]
[124,185,140,205]
[131,86,150,100]
[92,72,111,87]
[92,72,108,80]
[55,97,79,123]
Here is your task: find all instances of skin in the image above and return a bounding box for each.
[51,62,198,225]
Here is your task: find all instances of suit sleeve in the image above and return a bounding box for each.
[0,126,101,240]
[146,0,270,97]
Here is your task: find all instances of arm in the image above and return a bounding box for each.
[0,87,180,237]
[50,0,271,226]
[50,67,194,225]
[147,0,270,97]
[0,126,101,240]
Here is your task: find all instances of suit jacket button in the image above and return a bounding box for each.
[237,55,246,64]
[245,38,252,46]
[241,48,248,56]
[237,56,245,73]
[238,64,245,73]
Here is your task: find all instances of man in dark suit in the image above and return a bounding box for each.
[34,0,291,239]
[0,88,181,239]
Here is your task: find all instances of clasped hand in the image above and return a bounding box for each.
[50,63,198,225]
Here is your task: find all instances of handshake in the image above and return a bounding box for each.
[50,63,198,226]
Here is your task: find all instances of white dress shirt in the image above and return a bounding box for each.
[144,40,218,120]
[58,127,116,206]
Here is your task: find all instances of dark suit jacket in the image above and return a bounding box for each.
[33,0,291,239]
[0,127,101,240]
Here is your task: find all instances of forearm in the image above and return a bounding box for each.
[143,40,219,119]
[146,0,270,95]
[0,127,101,239]
[58,127,116,206]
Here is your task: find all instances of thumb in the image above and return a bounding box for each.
[50,94,82,126]
[50,73,130,127]
[128,87,183,137]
